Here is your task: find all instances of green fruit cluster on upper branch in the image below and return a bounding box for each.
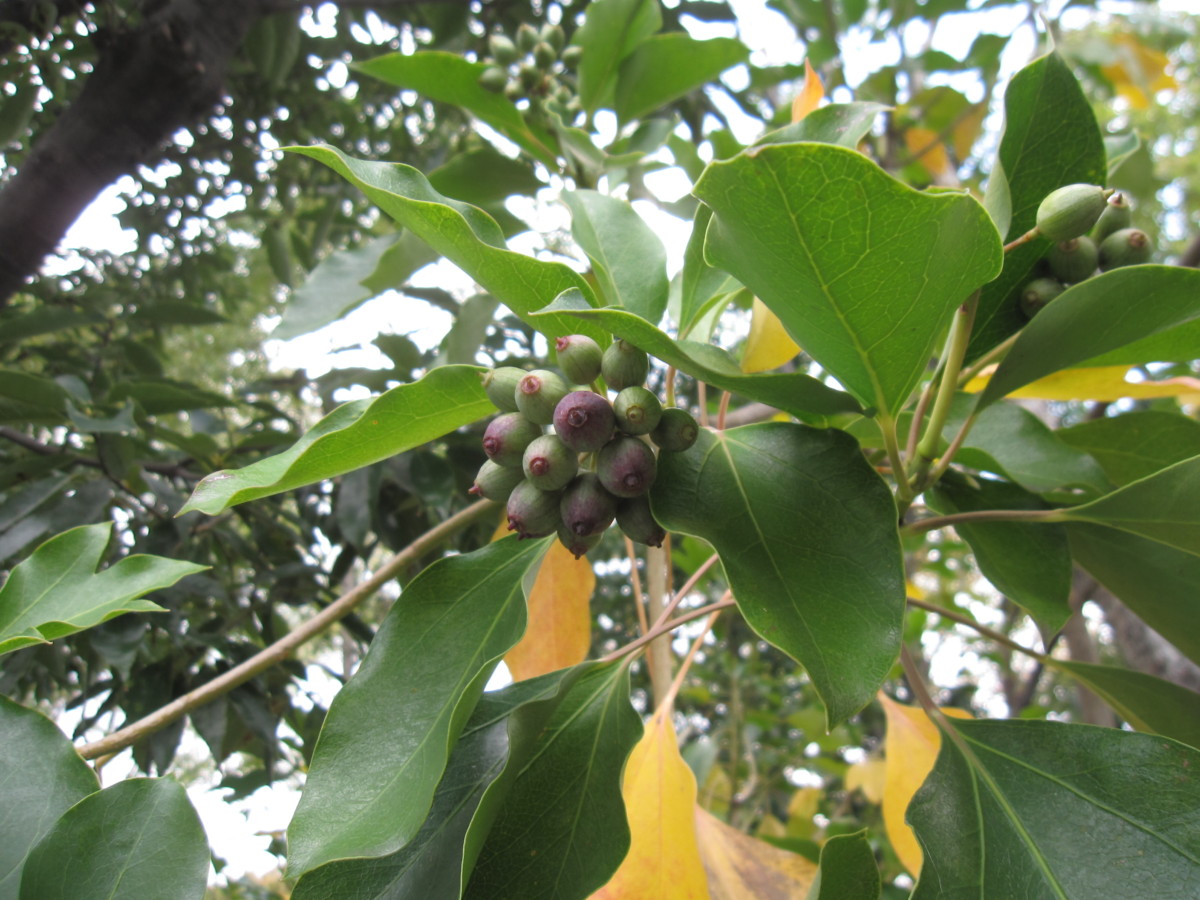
[477,21,582,124]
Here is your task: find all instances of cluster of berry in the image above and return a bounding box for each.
[470,336,699,558]
[477,23,583,122]
[1023,184,1153,317]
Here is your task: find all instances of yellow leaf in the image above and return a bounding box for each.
[905,578,927,601]
[904,126,952,180]
[791,58,824,123]
[698,765,733,819]
[964,364,1200,404]
[1101,33,1177,110]
[741,298,800,373]
[784,787,821,839]
[694,806,818,899]
[845,757,886,804]
[591,710,710,899]
[504,539,594,681]
[880,695,972,876]
[755,814,787,839]
[952,106,986,161]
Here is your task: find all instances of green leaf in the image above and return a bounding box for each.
[1067,524,1200,666]
[0,371,69,424]
[652,423,904,726]
[288,145,605,343]
[694,142,1002,416]
[439,294,501,366]
[464,662,641,899]
[535,290,861,423]
[562,190,668,324]
[927,474,1072,635]
[755,102,888,149]
[614,34,749,123]
[1054,455,1200,557]
[909,719,1200,898]
[180,366,492,515]
[1057,411,1200,488]
[355,52,556,165]
[971,52,1106,357]
[977,266,1200,409]
[286,537,551,877]
[677,203,737,338]
[804,829,881,900]
[1050,660,1200,750]
[107,379,233,415]
[0,697,98,900]
[0,523,205,657]
[19,778,208,900]
[574,0,662,113]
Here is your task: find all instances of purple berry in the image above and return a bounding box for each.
[483,413,543,468]
[553,390,616,453]
[597,436,657,498]
[560,473,618,537]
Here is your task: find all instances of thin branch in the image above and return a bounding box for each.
[0,426,198,479]
[716,391,732,430]
[78,499,497,761]
[602,595,735,664]
[651,551,720,634]
[902,506,1058,536]
[624,535,650,638]
[907,595,1045,659]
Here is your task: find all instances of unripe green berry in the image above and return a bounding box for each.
[553,390,615,453]
[1090,192,1132,243]
[614,386,663,435]
[1098,228,1153,271]
[601,340,650,391]
[506,480,562,539]
[555,334,603,384]
[534,41,556,70]
[616,495,666,548]
[483,412,542,467]
[488,33,518,66]
[482,367,524,412]
[469,459,525,502]
[651,408,699,453]
[504,81,523,101]
[1036,184,1109,243]
[516,23,539,52]
[557,523,602,559]
[478,66,508,93]
[1020,277,1064,318]
[518,60,541,90]
[1045,236,1098,284]
[598,436,657,498]
[561,473,618,537]
[561,45,583,68]
[523,434,579,491]
[516,369,569,424]
[540,24,566,53]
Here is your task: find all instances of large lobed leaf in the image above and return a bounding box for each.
[0,523,205,656]
[694,142,1002,416]
[652,423,905,726]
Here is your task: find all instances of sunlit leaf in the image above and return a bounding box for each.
[574,0,661,113]
[904,127,952,180]
[694,806,817,899]
[505,540,594,682]
[964,364,1200,403]
[741,298,801,373]
[845,758,886,805]
[1100,33,1177,110]
[792,59,824,122]
[615,34,749,123]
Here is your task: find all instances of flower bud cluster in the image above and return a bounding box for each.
[470,335,699,558]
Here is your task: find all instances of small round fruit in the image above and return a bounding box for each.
[560,473,618,537]
[1091,192,1132,243]
[616,496,666,548]
[488,33,518,66]
[561,45,583,68]
[1020,277,1064,318]
[601,340,650,390]
[555,334,603,385]
[614,386,663,435]
[469,459,526,502]
[553,390,616,453]
[516,369,569,424]
[651,408,699,453]
[478,66,508,93]
[516,23,539,52]
[540,23,566,53]
[523,434,579,491]
[557,523,602,559]
[533,41,556,70]
[506,480,562,539]
[483,413,543,467]
[598,436,657,498]
[1036,184,1109,243]
[1098,228,1152,270]
[1045,236,1098,284]
[482,367,524,412]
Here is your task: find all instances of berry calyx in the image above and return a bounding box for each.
[614,386,663,436]
[522,434,579,491]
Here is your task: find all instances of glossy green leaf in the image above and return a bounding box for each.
[464,662,641,899]
[652,423,904,726]
[927,474,1071,635]
[1051,660,1200,749]
[562,190,668,323]
[574,0,661,113]
[694,142,1002,415]
[1057,412,1200,488]
[909,719,1200,898]
[1054,455,1200,556]
[106,379,233,415]
[0,697,98,900]
[614,34,749,123]
[290,671,573,900]
[977,266,1200,409]
[289,145,604,342]
[19,778,209,900]
[536,290,861,422]
[355,52,556,165]
[677,204,737,338]
[971,52,1106,357]
[180,366,491,515]
[0,371,69,424]
[1067,524,1200,666]
[755,102,888,149]
[804,829,881,900]
[0,523,204,656]
[286,537,551,876]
